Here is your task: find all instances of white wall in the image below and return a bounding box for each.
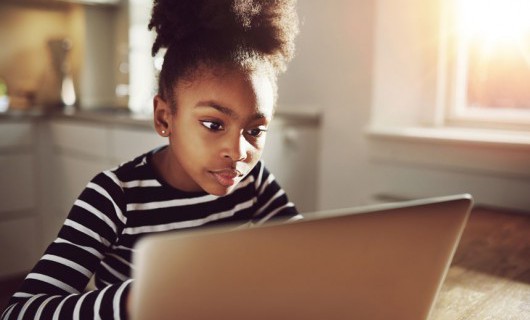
[81,4,123,108]
[278,0,376,210]
[278,0,530,212]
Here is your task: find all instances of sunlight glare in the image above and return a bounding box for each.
[457,0,530,44]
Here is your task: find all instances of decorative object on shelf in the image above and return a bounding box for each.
[48,38,77,112]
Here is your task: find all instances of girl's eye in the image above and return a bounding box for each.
[200,121,224,131]
[247,128,267,138]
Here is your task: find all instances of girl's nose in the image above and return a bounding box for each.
[222,133,248,161]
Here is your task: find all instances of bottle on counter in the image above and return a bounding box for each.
[47,38,77,113]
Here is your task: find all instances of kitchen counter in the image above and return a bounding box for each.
[0,108,45,120]
[0,107,154,129]
[0,105,321,129]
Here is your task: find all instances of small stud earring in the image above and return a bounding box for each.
[161,130,166,135]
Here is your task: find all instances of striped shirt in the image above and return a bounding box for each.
[1,148,300,320]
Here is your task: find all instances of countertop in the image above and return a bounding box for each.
[0,106,321,128]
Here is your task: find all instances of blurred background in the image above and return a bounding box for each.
[1,0,529,280]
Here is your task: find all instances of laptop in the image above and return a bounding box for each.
[130,194,473,320]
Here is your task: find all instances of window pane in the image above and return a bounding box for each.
[467,36,530,111]
[456,0,530,118]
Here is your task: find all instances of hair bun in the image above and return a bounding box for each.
[149,0,298,71]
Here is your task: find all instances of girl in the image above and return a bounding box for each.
[1,0,300,319]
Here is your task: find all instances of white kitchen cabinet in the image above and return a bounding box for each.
[109,126,167,163]
[49,120,110,159]
[50,153,111,217]
[0,154,36,214]
[47,120,112,218]
[0,119,36,216]
[0,119,40,279]
[262,117,320,213]
[0,217,39,278]
[0,121,32,149]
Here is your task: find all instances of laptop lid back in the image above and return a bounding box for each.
[131,194,473,320]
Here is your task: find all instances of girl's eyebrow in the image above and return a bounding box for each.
[195,101,267,120]
[196,101,236,118]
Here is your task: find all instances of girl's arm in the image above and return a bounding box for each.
[1,172,131,320]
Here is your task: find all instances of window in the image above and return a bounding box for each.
[448,0,530,129]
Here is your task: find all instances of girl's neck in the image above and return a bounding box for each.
[151,147,203,193]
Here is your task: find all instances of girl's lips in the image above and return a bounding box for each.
[210,169,243,187]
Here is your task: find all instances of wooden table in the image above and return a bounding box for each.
[429,207,530,319]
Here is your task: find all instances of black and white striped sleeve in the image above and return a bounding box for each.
[1,172,131,320]
[251,162,302,224]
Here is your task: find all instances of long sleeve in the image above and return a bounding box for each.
[1,172,130,320]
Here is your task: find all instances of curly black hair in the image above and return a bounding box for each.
[148,0,299,101]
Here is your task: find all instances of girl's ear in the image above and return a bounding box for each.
[153,94,172,137]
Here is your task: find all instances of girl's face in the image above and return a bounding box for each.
[153,65,275,196]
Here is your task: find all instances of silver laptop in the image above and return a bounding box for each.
[130,194,473,320]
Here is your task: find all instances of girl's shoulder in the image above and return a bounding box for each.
[104,146,165,184]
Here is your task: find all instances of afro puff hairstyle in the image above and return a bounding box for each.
[148,0,299,101]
